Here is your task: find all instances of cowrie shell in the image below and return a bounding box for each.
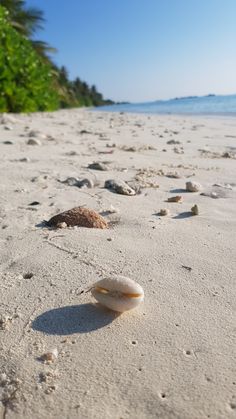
[91,275,144,312]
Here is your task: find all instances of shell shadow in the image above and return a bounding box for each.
[172,211,193,219]
[170,188,188,193]
[35,220,49,228]
[32,303,119,335]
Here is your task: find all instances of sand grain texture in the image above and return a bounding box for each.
[0,109,235,419]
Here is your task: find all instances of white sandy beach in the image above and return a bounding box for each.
[0,109,236,419]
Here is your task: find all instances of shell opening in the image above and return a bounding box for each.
[95,287,142,298]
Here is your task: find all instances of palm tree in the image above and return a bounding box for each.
[0,0,56,58]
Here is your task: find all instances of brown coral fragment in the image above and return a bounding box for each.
[167,196,183,203]
[47,207,108,229]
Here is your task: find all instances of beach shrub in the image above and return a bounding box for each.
[0,6,59,112]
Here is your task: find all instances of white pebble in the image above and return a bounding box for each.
[186,181,202,192]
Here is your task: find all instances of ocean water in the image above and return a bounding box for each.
[96,94,236,115]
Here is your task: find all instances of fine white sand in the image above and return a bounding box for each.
[0,109,235,419]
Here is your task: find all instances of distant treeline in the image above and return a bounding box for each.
[0,1,114,112]
[56,66,114,108]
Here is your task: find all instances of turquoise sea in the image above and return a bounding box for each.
[97,94,236,115]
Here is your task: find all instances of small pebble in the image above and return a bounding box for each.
[76,178,94,188]
[173,147,184,154]
[166,172,181,179]
[40,348,58,364]
[19,157,30,162]
[62,177,78,186]
[62,177,94,188]
[66,150,77,156]
[3,140,14,144]
[88,162,109,171]
[159,208,170,216]
[167,196,183,203]
[28,130,47,139]
[101,205,118,214]
[186,181,202,192]
[23,272,34,279]
[167,139,181,145]
[191,204,199,215]
[222,152,231,158]
[27,138,41,146]
[29,201,40,206]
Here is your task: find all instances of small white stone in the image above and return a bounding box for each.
[186,181,202,192]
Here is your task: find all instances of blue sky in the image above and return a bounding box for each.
[26,0,236,102]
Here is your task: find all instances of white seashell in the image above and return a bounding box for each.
[91,275,144,312]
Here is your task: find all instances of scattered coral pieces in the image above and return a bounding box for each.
[0,314,12,330]
[47,207,108,229]
[105,179,136,196]
[199,149,236,159]
[61,177,94,188]
[120,145,156,152]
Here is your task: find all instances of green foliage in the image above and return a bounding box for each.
[0,0,45,37]
[0,6,59,112]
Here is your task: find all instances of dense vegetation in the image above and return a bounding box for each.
[0,1,113,112]
[0,6,59,112]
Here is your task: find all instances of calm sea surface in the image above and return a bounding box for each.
[96,94,236,115]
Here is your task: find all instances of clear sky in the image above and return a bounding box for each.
[26,0,236,102]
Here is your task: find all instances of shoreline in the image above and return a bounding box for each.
[93,108,236,118]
